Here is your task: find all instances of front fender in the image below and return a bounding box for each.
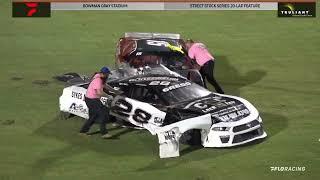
[155,114,212,158]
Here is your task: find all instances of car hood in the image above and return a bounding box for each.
[164,94,251,124]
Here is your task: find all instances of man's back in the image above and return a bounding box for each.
[86,74,103,99]
[188,43,214,66]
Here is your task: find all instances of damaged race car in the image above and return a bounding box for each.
[59,65,267,158]
[116,32,204,86]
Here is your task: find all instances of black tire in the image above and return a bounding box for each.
[180,129,202,146]
[189,129,202,146]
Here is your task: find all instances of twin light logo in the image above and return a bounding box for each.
[278,2,316,17]
[284,4,295,11]
[281,3,309,16]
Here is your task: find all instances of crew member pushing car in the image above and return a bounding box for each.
[79,67,122,139]
[185,40,224,94]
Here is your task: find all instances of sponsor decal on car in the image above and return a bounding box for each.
[162,82,191,92]
[197,101,236,113]
[129,77,178,82]
[100,97,108,105]
[71,91,83,100]
[164,130,176,140]
[149,81,170,86]
[184,96,222,109]
[184,96,251,122]
[69,103,88,114]
[212,107,250,122]
[154,117,164,124]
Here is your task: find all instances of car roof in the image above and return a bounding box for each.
[124,32,181,40]
[111,73,187,86]
[108,65,188,86]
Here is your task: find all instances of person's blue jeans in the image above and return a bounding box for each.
[80,97,108,135]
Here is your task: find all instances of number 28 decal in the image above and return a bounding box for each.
[114,99,151,123]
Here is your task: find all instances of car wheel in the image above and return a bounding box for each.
[189,129,202,146]
[180,129,202,146]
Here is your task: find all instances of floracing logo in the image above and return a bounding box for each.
[270,166,306,172]
[278,2,316,17]
[12,2,51,17]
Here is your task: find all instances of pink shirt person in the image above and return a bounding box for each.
[188,43,214,66]
[86,74,104,99]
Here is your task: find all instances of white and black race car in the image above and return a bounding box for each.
[59,66,267,158]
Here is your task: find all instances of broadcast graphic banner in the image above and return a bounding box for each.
[12,0,316,16]
[51,2,277,10]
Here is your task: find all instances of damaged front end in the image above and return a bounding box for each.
[155,114,212,158]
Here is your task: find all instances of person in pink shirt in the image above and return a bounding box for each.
[185,39,224,94]
[80,67,122,139]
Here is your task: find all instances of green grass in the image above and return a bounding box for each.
[1,1,319,180]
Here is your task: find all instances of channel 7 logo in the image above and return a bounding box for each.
[12,2,51,17]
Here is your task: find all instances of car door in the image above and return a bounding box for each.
[110,85,166,133]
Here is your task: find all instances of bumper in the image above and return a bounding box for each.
[202,123,267,148]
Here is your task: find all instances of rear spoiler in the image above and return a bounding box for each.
[124,32,181,39]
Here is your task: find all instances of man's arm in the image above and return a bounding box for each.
[104,84,123,95]
[183,55,195,69]
[183,53,200,70]
[95,84,123,98]
[96,88,109,97]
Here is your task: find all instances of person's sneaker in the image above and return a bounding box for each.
[101,133,113,139]
[79,132,91,137]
